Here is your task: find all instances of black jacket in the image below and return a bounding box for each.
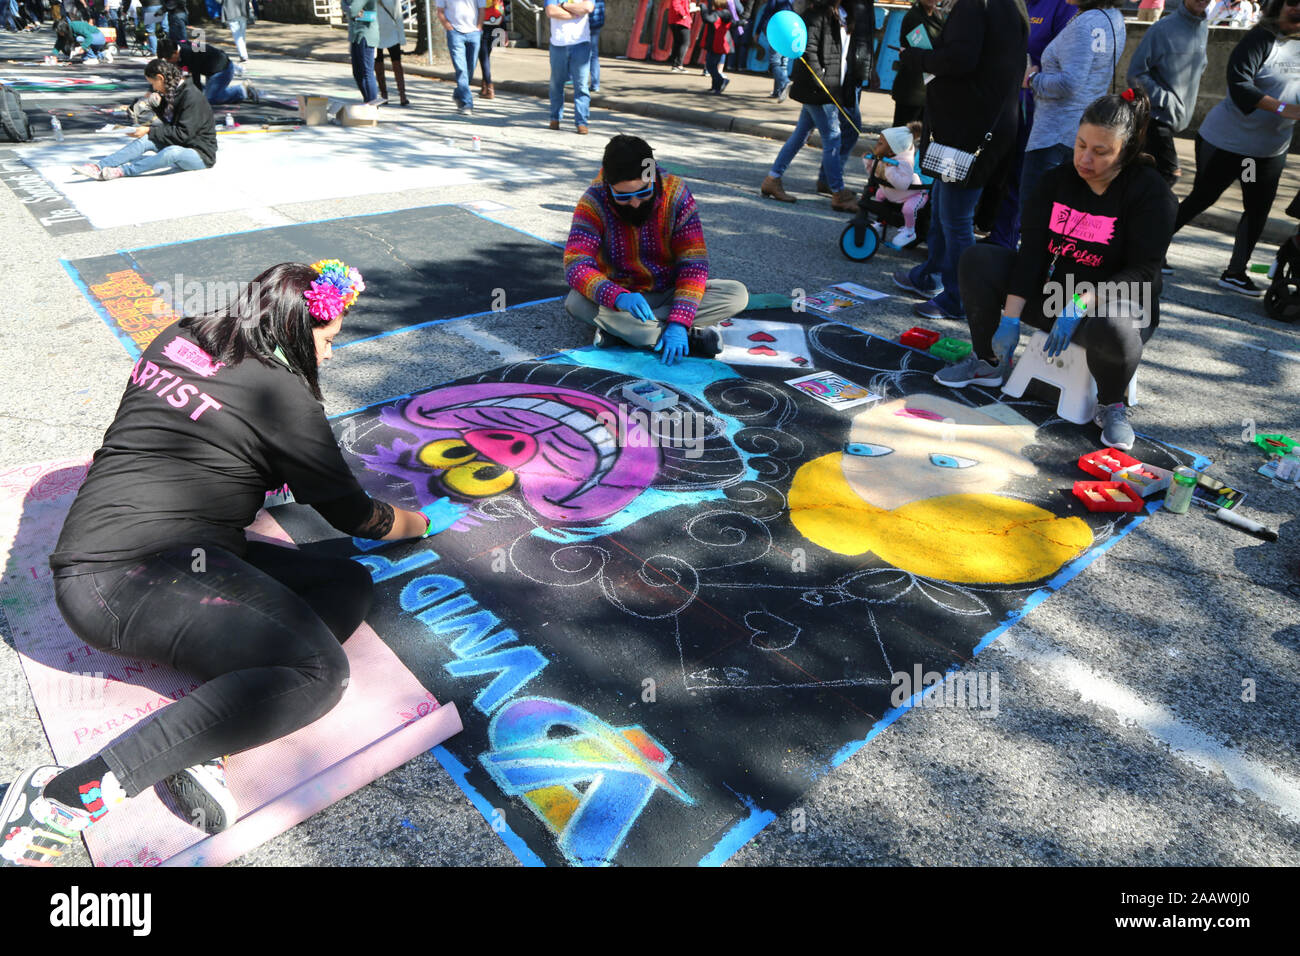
[845,0,873,88]
[700,5,734,54]
[177,42,233,90]
[892,3,943,108]
[790,1,848,105]
[148,79,218,168]
[899,0,1027,189]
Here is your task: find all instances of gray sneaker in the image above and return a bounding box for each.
[1094,402,1134,451]
[934,353,1003,388]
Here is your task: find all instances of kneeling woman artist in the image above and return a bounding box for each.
[935,87,1177,452]
[0,261,468,865]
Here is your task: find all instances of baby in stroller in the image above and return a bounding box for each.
[868,123,927,249]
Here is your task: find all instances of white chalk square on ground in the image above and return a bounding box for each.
[13,125,548,231]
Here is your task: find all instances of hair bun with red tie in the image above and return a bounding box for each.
[1122,88,1136,102]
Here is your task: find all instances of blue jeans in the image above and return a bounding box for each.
[204,62,244,104]
[229,17,248,60]
[166,7,186,42]
[141,4,162,55]
[350,39,379,102]
[908,178,983,317]
[705,51,724,91]
[100,135,205,176]
[1019,143,1071,226]
[769,103,843,192]
[770,53,789,94]
[588,26,600,89]
[819,83,860,185]
[549,41,590,128]
[446,29,480,109]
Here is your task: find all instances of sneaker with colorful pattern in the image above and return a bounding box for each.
[0,766,94,867]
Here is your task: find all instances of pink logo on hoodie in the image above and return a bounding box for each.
[1049,203,1116,245]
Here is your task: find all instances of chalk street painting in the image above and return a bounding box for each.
[266,324,1204,866]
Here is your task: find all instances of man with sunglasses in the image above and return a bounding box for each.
[564,135,749,365]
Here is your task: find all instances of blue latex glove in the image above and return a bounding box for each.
[991,315,1020,367]
[614,292,655,324]
[654,322,689,366]
[420,497,470,537]
[1043,302,1085,358]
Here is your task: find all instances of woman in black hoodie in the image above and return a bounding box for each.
[890,0,1028,322]
[73,59,217,181]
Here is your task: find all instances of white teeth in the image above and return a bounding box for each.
[495,398,546,409]
[559,410,591,431]
[534,400,572,419]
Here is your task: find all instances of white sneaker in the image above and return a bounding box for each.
[163,756,238,834]
[890,226,917,249]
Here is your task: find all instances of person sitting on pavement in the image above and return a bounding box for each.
[0,261,469,866]
[564,134,749,365]
[158,37,258,106]
[72,58,217,181]
[933,88,1176,453]
[53,15,114,61]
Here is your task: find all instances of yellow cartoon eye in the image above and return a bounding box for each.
[442,461,517,498]
[418,439,478,469]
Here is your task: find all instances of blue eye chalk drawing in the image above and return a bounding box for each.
[845,442,893,457]
[929,453,978,469]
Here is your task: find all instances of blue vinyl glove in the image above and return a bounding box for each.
[420,497,470,537]
[614,292,656,323]
[654,322,689,366]
[991,315,1020,367]
[1043,300,1086,358]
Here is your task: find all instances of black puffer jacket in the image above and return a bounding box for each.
[790,0,848,106]
[898,0,1027,189]
[147,78,218,168]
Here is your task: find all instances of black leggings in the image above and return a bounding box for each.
[669,24,689,67]
[960,244,1156,405]
[1173,135,1287,275]
[54,542,372,798]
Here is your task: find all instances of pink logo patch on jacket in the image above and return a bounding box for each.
[161,337,224,377]
[1049,203,1117,245]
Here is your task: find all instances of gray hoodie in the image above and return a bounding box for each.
[1126,1,1210,131]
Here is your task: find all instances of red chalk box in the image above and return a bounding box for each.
[1072,480,1145,513]
[1077,447,1141,480]
[899,327,941,350]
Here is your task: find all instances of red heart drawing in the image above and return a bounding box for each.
[748,345,779,356]
[720,319,734,326]
[792,356,809,366]
[747,331,777,342]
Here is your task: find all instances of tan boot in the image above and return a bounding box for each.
[483,81,495,99]
[761,175,796,203]
[831,188,860,214]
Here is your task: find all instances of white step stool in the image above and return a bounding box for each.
[1000,330,1138,425]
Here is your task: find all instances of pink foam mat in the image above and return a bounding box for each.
[0,458,461,867]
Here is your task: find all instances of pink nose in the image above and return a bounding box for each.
[464,429,537,469]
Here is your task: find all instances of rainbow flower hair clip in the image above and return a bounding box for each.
[304,258,365,323]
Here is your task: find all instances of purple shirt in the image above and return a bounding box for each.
[1029,0,1077,67]
[1024,0,1078,124]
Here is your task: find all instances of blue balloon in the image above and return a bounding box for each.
[766,9,807,59]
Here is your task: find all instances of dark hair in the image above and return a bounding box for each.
[1079,87,1155,171]
[156,37,179,60]
[602,134,655,186]
[144,58,185,104]
[178,263,329,401]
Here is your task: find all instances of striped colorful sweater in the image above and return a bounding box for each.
[563,167,710,328]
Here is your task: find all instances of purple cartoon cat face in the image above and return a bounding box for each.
[361,382,660,523]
